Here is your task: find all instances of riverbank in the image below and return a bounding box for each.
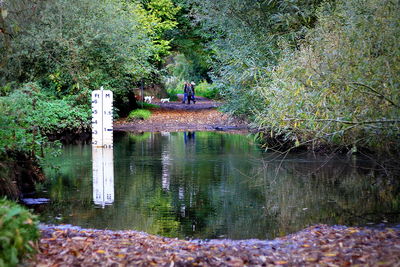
[28,224,400,266]
[114,95,249,133]
[0,152,45,199]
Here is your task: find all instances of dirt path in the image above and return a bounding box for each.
[114,95,249,133]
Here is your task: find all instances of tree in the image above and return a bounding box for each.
[189,0,329,117]
[133,0,181,62]
[254,0,400,153]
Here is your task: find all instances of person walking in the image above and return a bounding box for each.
[190,82,196,104]
[187,82,194,104]
[182,81,189,104]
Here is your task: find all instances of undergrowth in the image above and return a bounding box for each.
[0,198,40,267]
[128,109,152,120]
[136,102,160,109]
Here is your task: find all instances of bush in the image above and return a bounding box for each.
[136,102,160,109]
[255,0,400,153]
[164,80,220,101]
[0,83,90,156]
[166,88,180,101]
[193,80,220,99]
[128,109,152,120]
[0,198,40,267]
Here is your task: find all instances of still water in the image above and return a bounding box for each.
[36,132,400,240]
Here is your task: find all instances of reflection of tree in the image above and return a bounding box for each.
[127,132,151,142]
[147,189,180,237]
[253,154,400,237]
[40,132,400,240]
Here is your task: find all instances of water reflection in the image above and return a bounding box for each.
[184,132,196,145]
[38,132,400,240]
[92,148,114,207]
[161,132,171,191]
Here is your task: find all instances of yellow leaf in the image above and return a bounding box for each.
[324,252,338,257]
[295,140,300,147]
[348,228,359,234]
[96,250,106,254]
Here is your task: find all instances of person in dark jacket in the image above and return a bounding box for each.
[190,82,196,104]
[186,82,194,104]
[182,81,189,104]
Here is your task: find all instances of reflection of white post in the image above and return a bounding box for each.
[91,86,113,148]
[92,148,114,208]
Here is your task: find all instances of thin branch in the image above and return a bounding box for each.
[349,82,400,108]
[284,118,400,125]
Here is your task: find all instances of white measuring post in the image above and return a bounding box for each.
[92,147,114,208]
[91,86,113,148]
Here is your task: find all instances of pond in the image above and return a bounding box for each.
[32,131,400,240]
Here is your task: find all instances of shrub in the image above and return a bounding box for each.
[255,0,400,153]
[194,80,220,99]
[0,83,90,156]
[0,198,40,267]
[136,102,160,109]
[166,88,179,101]
[128,109,152,120]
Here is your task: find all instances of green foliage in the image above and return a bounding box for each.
[135,0,181,61]
[163,53,208,92]
[137,102,161,109]
[193,80,220,99]
[168,0,211,81]
[0,83,89,156]
[0,198,40,267]
[165,54,193,83]
[166,88,180,101]
[192,0,328,116]
[128,109,152,120]
[1,0,156,114]
[254,0,400,152]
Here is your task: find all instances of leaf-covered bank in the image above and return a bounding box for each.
[0,152,44,200]
[28,224,400,266]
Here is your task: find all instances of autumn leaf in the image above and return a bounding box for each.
[26,224,400,267]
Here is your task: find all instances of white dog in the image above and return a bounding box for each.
[144,96,154,103]
[160,98,170,103]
